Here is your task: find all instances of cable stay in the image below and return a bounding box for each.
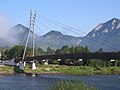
[35,19,77,46]
[35,14,119,51]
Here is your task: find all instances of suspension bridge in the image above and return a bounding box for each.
[7,10,120,70]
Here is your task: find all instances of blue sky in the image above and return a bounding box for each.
[0,0,120,36]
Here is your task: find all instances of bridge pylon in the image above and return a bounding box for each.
[19,10,36,70]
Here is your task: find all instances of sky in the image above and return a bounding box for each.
[0,0,120,36]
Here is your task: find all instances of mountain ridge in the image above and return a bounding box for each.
[81,18,120,51]
[0,18,120,52]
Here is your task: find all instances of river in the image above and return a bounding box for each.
[0,74,119,90]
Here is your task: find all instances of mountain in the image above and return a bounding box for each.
[0,24,82,50]
[0,24,29,48]
[10,24,29,45]
[1,18,120,52]
[37,30,82,50]
[81,18,120,51]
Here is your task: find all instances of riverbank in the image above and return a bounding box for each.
[24,64,120,75]
[0,64,120,76]
[0,65,14,76]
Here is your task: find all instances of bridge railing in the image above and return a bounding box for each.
[14,53,120,62]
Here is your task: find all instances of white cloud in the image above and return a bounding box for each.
[0,15,18,46]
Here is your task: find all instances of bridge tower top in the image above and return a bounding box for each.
[22,10,36,61]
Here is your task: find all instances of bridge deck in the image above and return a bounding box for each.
[19,53,120,61]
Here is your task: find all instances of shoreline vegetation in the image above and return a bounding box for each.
[48,80,97,90]
[26,64,120,75]
[0,64,119,90]
[2,45,120,76]
[0,64,120,76]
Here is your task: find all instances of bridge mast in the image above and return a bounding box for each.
[30,10,36,57]
[19,10,36,70]
[30,10,36,70]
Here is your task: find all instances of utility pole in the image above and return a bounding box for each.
[19,10,36,70]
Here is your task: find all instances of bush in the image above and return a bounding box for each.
[49,60,60,65]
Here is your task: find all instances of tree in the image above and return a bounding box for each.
[60,45,70,54]
[26,47,32,57]
[96,48,104,53]
[55,49,60,54]
[5,45,24,57]
[47,47,55,55]
[75,46,83,53]
[69,46,75,54]
[5,45,33,58]
[0,49,7,58]
[84,46,90,53]
[35,48,45,55]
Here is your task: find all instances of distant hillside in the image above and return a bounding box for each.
[0,24,82,50]
[1,18,120,52]
[38,31,82,50]
[81,18,120,52]
[0,24,29,48]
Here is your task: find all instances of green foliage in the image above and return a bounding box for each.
[49,60,60,65]
[96,48,104,53]
[116,60,120,66]
[35,48,45,55]
[84,46,90,53]
[69,46,75,54]
[5,45,25,57]
[75,46,82,53]
[60,45,70,54]
[55,49,60,54]
[49,80,97,90]
[13,66,24,73]
[55,45,90,54]
[3,45,120,68]
[4,45,46,58]
[47,47,55,55]
[0,65,14,73]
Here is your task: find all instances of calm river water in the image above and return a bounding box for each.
[0,74,119,90]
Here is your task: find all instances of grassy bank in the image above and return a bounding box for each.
[0,65,14,75]
[0,64,120,75]
[24,64,120,75]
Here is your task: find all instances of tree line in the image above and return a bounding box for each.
[1,45,120,67]
[2,45,91,58]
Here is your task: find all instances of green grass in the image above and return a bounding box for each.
[48,80,97,90]
[0,64,120,75]
[0,65,14,73]
[24,64,120,75]
[0,65,15,75]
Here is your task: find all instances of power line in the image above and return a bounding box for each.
[36,14,119,51]
[35,21,49,35]
[37,16,84,37]
[37,14,86,35]
[36,17,95,50]
[36,18,82,46]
